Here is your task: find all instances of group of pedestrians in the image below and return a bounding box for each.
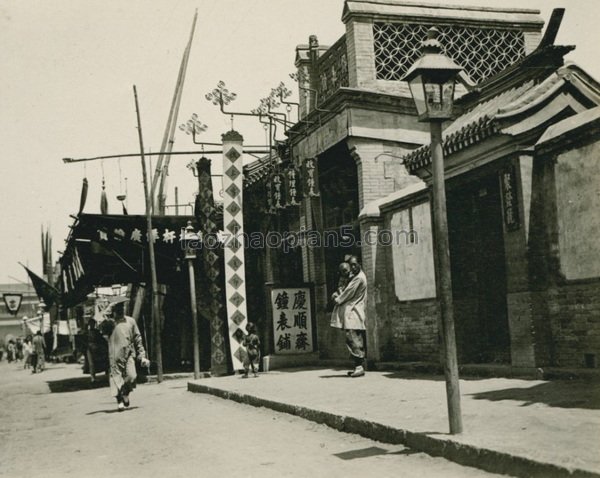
[1,332,46,373]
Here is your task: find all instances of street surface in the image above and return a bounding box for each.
[0,361,504,478]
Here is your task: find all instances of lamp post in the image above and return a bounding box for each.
[181,221,201,379]
[402,27,464,434]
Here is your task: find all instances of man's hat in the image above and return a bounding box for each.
[108,296,129,305]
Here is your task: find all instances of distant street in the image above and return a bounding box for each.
[0,362,504,478]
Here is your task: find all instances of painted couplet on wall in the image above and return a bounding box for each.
[221,130,248,370]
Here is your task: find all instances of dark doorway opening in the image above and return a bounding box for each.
[318,143,361,303]
[447,172,510,363]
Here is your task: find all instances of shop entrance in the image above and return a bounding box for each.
[318,143,361,300]
[447,172,510,363]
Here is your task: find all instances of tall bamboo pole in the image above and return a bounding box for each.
[133,85,163,383]
[157,11,198,214]
[151,11,198,212]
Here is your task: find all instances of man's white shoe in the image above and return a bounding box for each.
[118,402,125,412]
[349,366,365,378]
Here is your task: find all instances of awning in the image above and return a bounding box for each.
[59,214,198,307]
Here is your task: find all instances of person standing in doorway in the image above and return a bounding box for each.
[332,255,368,378]
[102,297,150,411]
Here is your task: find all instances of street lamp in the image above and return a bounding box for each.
[402,27,464,434]
[180,221,201,379]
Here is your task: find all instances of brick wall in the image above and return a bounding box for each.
[526,140,600,368]
[380,298,439,362]
[348,139,399,209]
[345,19,376,90]
[546,282,600,368]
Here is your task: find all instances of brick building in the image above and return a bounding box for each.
[1,283,40,347]
[243,1,600,370]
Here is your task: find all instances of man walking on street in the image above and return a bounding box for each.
[102,297,150,411]
[332,255,367,378]
[31,331,45,373]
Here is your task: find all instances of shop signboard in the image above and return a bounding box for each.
[501,165,520,231]
[270,285,315,354]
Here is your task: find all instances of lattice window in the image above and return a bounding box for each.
[373,22,526,85]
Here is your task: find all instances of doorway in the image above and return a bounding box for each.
[447,172,510,363]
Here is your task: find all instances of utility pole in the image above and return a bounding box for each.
[431,120,462,434]
[133,85,163,383]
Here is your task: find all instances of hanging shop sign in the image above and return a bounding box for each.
[285,166,300,207]
[272,170,285,210]
[265,178,275,214]
[500,165,520,231]
[2,293,23,315]
[270,285,314,354]
[302,157,320,198]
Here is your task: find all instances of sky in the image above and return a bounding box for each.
[0,0,599,285]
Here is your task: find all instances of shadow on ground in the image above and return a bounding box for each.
[86,406,140,415]
[46,376,109,393]
[469,380,600,410]
[333,446,420,460]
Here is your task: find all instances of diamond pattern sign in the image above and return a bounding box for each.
[222,132,248,371]
[195,157,227,375]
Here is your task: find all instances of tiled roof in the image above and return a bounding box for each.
[243,154,274,186]
[404,67,575,172]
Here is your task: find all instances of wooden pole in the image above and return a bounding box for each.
[152,11,198,212]
[430,120,462,434]
[133,85,163,383]
[187,257,200,379]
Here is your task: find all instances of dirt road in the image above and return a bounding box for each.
[0,361,503,478]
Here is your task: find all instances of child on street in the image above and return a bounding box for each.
[242,322,260,378]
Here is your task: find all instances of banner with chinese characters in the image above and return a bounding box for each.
[59,213,200,306]
[271,286,314,354]
[500,165,520,231]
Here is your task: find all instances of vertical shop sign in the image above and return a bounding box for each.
[501,165,520,231]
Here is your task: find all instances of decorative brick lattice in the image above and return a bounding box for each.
[373,22,526,85]
[317,36,349,102]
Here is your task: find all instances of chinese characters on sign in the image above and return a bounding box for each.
[302,158,320,198]
[271,287,313,354]
[501,165,520,231]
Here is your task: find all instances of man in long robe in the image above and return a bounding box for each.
[332,255,367,378]
[31,331,45,373]
[104,298,149,411]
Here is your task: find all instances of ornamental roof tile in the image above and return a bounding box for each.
[404,62,593,172]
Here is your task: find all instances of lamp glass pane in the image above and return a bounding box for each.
[423,78,456,119]
[407,74,427,117]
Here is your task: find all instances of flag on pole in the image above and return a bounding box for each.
[22,266,60,308]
